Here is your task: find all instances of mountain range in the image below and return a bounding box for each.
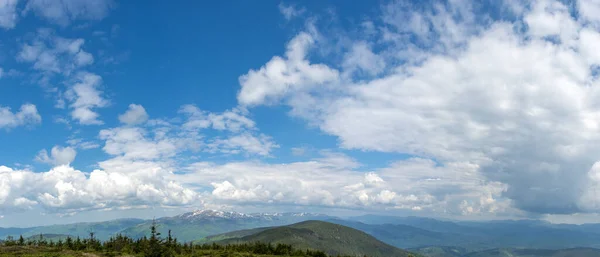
[0,210,331,242]
[3,210,600,256]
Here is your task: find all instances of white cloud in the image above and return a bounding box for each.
[342,41,386,77]
[179,105,254,132]
[208,133,278,156]
[524,0,578,44]
[0,0,18,29]
[17,31,94,76]
[66,138,99,150]
[36,146,77,166]
[24,0,113,26]
[180,154,513,216]
[0,104,42,129]
[119,104,149,125]
[578,0,600,25]
[236,0,600,215]
[99,127,180,160]
[278,2,305,21]
[0,98,511,217]
[0,163,197,212]
[65,72,108,125]
[237,31,339,106]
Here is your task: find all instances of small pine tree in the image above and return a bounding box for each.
[66,236,74,250]
[145,219,164,257]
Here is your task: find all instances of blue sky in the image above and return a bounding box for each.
[0,0,404,170]
[4,0,600,226]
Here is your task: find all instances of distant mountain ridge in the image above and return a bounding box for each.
[341,215,600,250]
[2,210,600,255]
[0,210,331,242]
[174,209,328,220]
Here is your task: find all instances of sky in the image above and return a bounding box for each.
[3,0,600,227]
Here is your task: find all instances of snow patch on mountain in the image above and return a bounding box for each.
[173,209,327,220]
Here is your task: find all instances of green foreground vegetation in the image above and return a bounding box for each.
[0,221,410,257]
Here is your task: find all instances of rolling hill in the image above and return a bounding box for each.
[195,226,273,243]
[215,220,417,257]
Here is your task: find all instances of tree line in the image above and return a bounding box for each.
[0,220,334,257]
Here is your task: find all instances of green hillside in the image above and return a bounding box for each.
[216,220,417,257]
[196,226,273,244]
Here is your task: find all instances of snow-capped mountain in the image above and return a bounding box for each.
[174,209,253,220]
[171,209,329,221]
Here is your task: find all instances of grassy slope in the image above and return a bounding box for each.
[217,220,417,257]
[195,226,274,244]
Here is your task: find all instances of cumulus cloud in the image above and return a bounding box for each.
[17,30,94,76]
[237,31,339,106]
[99,127,180,160]
[0,98,509,217]
[180,154,513,216]
[0,0,18,29]
[13,0,600,219]
[0,101,285,213]
[23,0,113,26]
[16,30,105,122]
[119,104,149,125]
[0,104,42,129]
[65,72,108,125]
[0,163,197,213]
[36,146,77,166]
[236,0,600,215]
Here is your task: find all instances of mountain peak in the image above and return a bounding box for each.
[179,209,250,219]
[170,209,331,223]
